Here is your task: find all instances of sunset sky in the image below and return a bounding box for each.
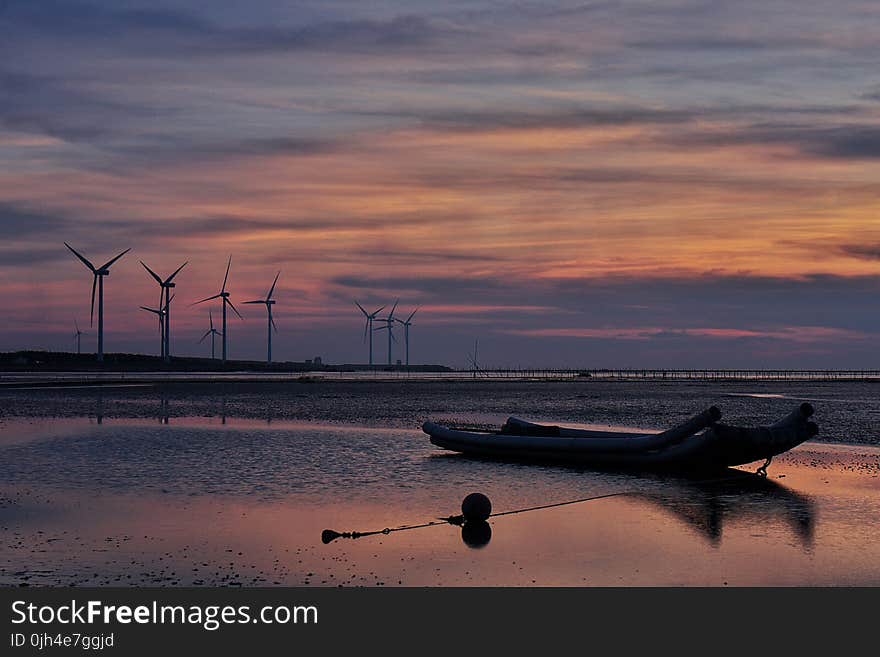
[1,0,879,367]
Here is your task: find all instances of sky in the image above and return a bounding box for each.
[1,0,879,368]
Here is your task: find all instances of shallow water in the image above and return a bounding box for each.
[0,381,878,586]
[1,379,878,443]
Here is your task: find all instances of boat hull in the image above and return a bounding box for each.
[423,404,817,471]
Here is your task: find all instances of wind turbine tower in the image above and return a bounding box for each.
[243,271,280,364]
[373,300,399,366]
[194,256,243,363]
[140,260,187,362]
[355,301,385,366]
[199,309,222,359]
[73,320,87,355]
[139,294,173,358]
[395,307,419,367]
[64,243,130,362]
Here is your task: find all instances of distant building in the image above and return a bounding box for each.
[313,356,322,366]
[305,359,313,365]
[396,359,402,366]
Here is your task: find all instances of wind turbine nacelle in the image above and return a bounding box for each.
[166,282,176,288]
[266,299,276,305]
[96,269,110,276]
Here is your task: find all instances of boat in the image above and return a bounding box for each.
[422,403,818,472]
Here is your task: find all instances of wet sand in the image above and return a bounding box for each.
[0,381,878,586]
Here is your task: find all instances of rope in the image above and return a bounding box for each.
[322,472,750,544]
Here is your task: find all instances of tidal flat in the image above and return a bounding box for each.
[1,379,878,586]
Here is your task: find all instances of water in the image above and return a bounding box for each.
[0,380,878,586]
[1,379,879,442]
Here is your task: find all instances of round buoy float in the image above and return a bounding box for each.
[461,492,492,522]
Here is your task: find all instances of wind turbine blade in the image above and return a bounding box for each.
[90,274,97,326]
[140,261,163,285]
[221,255,231,293]
[363,320,369,343]
[267,271,280,300]
[100,248,131,271]
[371,305,386,317]
[226,297,244,319]
[388,299,399,320]
[164,293,175,310]
[64,243,96,272]
[407,307,420,323]
[198,330,211,343]
[192,293,222,306]
[242,300,264,304]
[140,306,160,315]
[165,261,188,284]
[74,318,80,332]
[270,314,278,332]
[209,309,214,330]
[355,301,368,317]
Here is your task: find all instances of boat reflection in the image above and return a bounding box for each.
[624,471,814,548]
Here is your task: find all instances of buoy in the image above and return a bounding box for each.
[461,492,492,522]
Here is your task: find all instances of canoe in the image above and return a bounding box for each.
[422,403,818,471]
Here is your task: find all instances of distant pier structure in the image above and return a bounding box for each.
[458,368,880,381]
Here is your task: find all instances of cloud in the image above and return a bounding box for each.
[0,246,69,267]
[788,126,880,159]
[839,244,880,260]
[626,36,824,52]
[860,86,880,101]
[358,105,697,132]
[504,325,873,343]
[0,202,71,239]
[0,70,158,142]
[1,1,462,57]
[667,122,880,159]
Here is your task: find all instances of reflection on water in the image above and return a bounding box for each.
[461,521,492,548]
[321,470,815,552]
[628,471,814,547]
[0,398,877,585]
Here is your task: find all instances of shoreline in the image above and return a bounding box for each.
[3,371,880,389]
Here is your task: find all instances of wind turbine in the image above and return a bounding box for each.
[139,294,173,358]
[193,255,243,363]
[395,307,419,367]
[140,260,187,362]
[199,309,222,359]
[64,242,131,362]
[243,271,280,364]
[355,301,385,366]
[73,320,87,355]
[373,299,399,366]
[467,338,487,378]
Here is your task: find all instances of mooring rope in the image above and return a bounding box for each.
[321,471,754,544]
